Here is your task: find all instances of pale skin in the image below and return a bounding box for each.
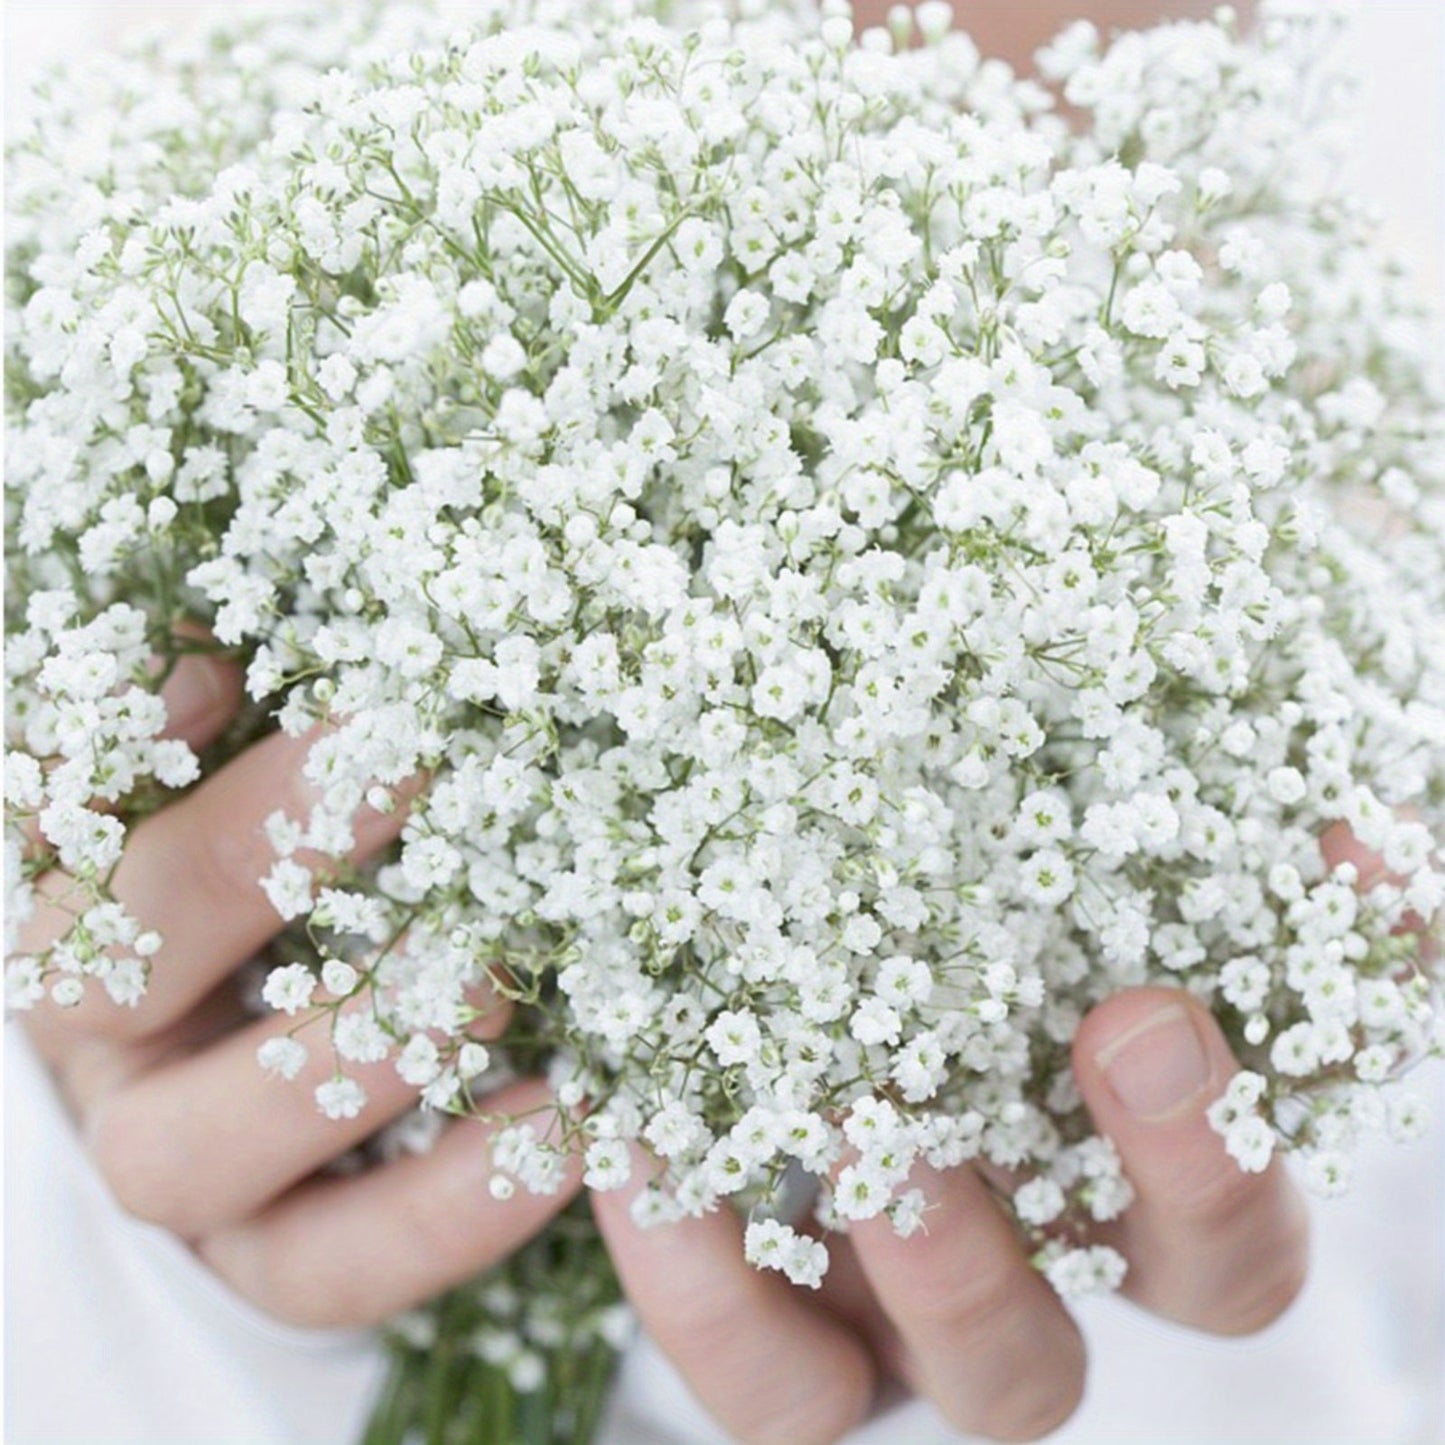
[17,3,1403,1442]
[853,0,1237,73]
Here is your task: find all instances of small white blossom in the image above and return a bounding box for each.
[397,1035,442,1087]
[1223,1116,1276,1174]
[262,963,317,1016]
[1015,1177,1067,1227]
[321,958,360,997]
[315,1076,367,1120]
[257,1036,309,1080]
[583,1140,632,1191]
[743,1219,828,1289]
[1044,1244,1128,1300]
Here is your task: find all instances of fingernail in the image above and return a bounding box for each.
[163,654,228,728]
[1094,1004,1210,1122]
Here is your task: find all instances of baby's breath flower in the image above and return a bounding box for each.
[744,1219,828,1290]
[4,0,1442,1318]
[257,1036,310,1081]
[262,963,318,1017]
[315,1076,368,1121]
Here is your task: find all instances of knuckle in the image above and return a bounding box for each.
[665,1289,753,1369]
[175,741,315,908]
[900,1252,1022,1338]
[392,1123,506,1269]
[906,1257,1087,1445]
[1152,1178,1312,1337]
[204,1229,374,1332]
[1171,1154,1269,1236]
[178,802,269,909]
[86,1094,191,1231]
[265,1274,372,1331]
[395,1184,470,1277]
[741,1402,864,1445]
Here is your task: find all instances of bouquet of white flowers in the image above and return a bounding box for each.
[7,0,1443,1441]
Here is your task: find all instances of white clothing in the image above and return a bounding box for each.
[6,1024,1443,1445]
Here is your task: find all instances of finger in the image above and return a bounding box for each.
[194,1079,581,1330]
[84,980,511,1236]
[848,1164,1086,1443]
[1321,819,1440,960]
[1072,986,1310,1336]
[147,634,246,752]
[812,1230,909,1384]
[592,1154,876,1445]
[20,724,415,1043]
[45,974,251,1121]
[1320,819,1394,887]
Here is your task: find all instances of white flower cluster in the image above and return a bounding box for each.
[7,0,1444,1292]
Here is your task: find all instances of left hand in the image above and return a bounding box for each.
[591,982,1309,1444]
[13,641,581,1331]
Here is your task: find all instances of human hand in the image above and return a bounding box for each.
[13,641,581,1330]
[850,0,1252,74]
[593,809,1440,1445]
[590,979,1310,1444]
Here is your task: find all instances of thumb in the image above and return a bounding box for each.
[1072,986,1310,1336]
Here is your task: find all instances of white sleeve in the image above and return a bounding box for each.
[3,1024,387,1445]
[9,1020,1443,1445]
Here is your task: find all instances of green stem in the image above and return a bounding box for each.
[362,1200,623,1445]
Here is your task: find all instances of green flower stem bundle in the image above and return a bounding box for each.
[6,1,1444,1440]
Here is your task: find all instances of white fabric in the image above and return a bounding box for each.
[7,1023,1443,1444]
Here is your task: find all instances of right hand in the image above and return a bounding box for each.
[592,818,1434,1444]
[851,0,1240,70]
[12,642,580,1330]
[593,981,1313,1445]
